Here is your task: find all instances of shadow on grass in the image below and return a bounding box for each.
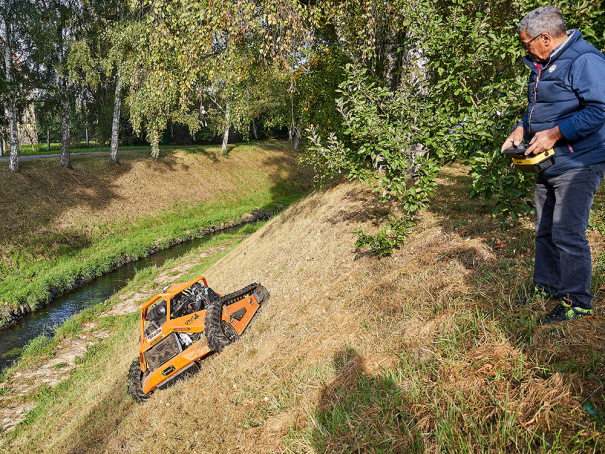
[61,378,131,454]
[183,146,220,163]
[309,347,421,453]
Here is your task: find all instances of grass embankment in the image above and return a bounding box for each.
[14,142,155,156]
[0,144,312,318]
[2,164,605,452]
[13,140,285,157]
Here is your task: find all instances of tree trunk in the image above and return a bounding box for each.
[291,128,301,152]
[151,127,160,159]
[3,19,19,173]
[251,119,258,141]
[7,105,18,172]
[85,128,89,147]
[381,29,403,91]
[47,129,50,151]
[60,84,71,168]
[221,105,230,156]
[57,6,70,168]
[110,76,122,163]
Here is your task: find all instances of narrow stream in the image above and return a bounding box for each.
[0,230,234,371]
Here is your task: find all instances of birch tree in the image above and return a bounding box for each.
[0,0,34,172]
[114,0,298,158]
[109,76,122,162]
[68,0,126,163]
[1,14,19,172]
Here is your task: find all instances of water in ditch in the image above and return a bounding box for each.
[0,230,236,371]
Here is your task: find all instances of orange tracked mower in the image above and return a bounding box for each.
[127,276,269,402]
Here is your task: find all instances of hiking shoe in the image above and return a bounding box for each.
[538,300,594,324]
[513,286,552,306]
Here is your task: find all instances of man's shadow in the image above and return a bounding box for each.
[311,347,415,453]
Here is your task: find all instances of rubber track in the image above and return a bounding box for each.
[205,283,269,353]
[127,358,152,403]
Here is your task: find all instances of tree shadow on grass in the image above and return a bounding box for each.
[310,347,421,453]
[140,148,192,172]
[182,146,220,163]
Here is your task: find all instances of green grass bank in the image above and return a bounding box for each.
[0,143,312,326]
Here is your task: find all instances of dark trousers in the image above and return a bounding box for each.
[534,162,605,309]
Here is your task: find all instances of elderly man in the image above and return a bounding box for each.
[501,6,605,324]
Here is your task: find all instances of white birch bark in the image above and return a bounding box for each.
[109,76,122,163]
[3,19,19,173]
[221,105,230,156]
[56,6,70,168]
[60,83,71,168]
[151,127,160,159]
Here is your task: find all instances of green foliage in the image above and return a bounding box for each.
[468,149,534,221]
[306,67,443,254]
[355,216,413,258]
[1,347,22,359]
[300,0,605,255]
[288,46,351,140]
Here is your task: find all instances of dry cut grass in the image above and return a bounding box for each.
[4,164,605,453]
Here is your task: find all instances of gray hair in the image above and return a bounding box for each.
[517,6,566,37]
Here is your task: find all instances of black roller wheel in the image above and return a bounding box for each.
[254,285,270,304]
[205,300,239,353]
[127,358,152,403]
[221,320,240,343]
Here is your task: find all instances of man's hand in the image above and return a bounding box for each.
[524,126,563,155]
[501,126,525,152]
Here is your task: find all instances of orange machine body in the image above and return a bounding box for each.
[137,276,261,394]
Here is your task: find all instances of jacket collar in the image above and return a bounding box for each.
[523,29,582,72]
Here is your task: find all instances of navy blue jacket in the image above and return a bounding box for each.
[518,30,605,177]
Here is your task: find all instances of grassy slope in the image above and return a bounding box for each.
[15,143,157,156]
[3,164,605,453]
[0,144,312,311]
